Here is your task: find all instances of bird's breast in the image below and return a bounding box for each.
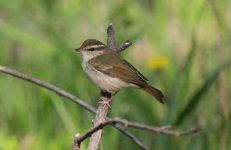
[82,61,128,94]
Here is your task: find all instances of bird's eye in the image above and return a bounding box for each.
[88,48,95,51]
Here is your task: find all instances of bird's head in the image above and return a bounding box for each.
[75,39,106,61]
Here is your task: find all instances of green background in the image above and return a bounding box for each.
[0,0,231,149]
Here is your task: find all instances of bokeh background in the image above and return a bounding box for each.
[0,0,231,149]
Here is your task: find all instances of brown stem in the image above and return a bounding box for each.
[112,124,149,150]
[75,119,200,148]
[87,105,110,150]
[107,23,116,50]
[116,40,133,53]
[108,119,200,136]
[107,23,133,52]
[0,66,96,113]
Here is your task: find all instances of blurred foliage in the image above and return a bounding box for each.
[0,0,231,149]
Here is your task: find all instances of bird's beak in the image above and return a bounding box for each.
[75,47,82,52]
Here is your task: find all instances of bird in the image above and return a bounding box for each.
[75,39,164,107]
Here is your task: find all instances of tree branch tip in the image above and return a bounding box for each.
[125,40,132,45]
[107,24,114,33]
[74,133,81,138]
[179,127,201,136]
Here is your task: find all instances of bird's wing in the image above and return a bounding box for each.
[89,51,148,86]
[120,59,148,81]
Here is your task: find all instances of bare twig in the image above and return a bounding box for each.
[114,119,200,136]
[76,119,150,150]
[108,118,200,136]
[75,120,116,147]
[0,65,147,150]
[0,66,96,113]
[116,40,133,53]
[107,23,116,50]
[75,119,200,148]
[107,23,133,52]
[87,105,110,150]
[72,133,81,150]
[113,124,149,150]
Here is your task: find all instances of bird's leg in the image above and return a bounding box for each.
[98,97,112,109]
[98,90,112,109]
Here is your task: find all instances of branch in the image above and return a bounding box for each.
[0,66,96,113]
[74,119,200,148]
[107,23,116,50]
[116,40,133,53]
[0,65,147,150]
[75,119,150,150]
[108,119,200,136]
[87,105,110,150]
[113,124,149,150]
[107,23,133,52]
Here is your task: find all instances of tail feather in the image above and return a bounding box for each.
[143,85,164,104]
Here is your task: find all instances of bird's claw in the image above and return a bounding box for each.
[98,97,112,109]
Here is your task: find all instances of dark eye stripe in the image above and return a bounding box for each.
[88,48,95,51]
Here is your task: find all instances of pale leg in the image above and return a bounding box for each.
[98,97,112,109]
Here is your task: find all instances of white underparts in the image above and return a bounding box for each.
[82,61,128,94]
[81,50,129,94]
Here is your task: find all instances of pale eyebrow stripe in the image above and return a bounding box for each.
[85,45,105,50]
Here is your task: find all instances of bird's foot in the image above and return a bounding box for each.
[98,97,112,109]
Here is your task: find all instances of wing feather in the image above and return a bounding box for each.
[89,50,148,87]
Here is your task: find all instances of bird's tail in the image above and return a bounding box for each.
[143,85,164,104]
